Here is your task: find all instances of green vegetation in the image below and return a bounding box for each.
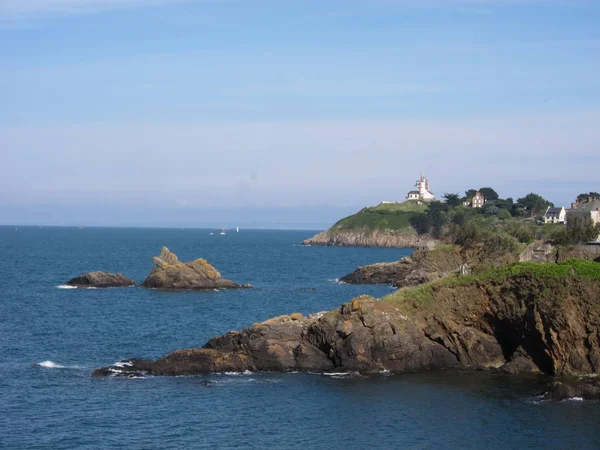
[551,212,600,245]
[332,201,427,231]
[577,192,600,202]
[328,185,596,248]
[383,259,600,309]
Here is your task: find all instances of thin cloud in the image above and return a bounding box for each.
[0,0,196,24]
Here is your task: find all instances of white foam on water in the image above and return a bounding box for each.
[112,361,133,368]
[36,360,65,368]
[566,397,585,402]
[56,285,77,289]
[223,370,253,376]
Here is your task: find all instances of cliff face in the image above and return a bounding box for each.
[303,228,434,248]
[95,261,600,381]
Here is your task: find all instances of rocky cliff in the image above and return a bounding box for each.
[142,247,251,290]
[95,260,600,389]
[303,228,434,248]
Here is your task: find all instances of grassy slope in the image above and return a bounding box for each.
[383,259,600,311]
[332,201,427,231]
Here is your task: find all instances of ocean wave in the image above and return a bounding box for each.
[222,370,253,376]
[35,360,83,369]
[321,371,363,378]
[56,285,77,289]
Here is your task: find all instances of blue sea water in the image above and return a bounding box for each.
[0,226,599,449]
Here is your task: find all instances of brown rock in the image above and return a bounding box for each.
[65,271,136,288]
[142,247,251,290]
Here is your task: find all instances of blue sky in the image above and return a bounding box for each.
[1,0,599,228]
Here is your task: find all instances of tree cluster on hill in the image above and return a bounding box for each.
[577,192,600,202]
[410,187,597,249]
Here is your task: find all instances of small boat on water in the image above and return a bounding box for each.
[236,226,240,233]
[220,230,226,235]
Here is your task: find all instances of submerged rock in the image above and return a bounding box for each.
[65,271,136,288]
[542,379,600,401]
[142,246,251,290]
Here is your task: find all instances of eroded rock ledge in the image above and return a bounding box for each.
[142,246,251,290]
[94,264,600,395]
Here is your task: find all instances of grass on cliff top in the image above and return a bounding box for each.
[383,259,600,310]
[332,201,427,231]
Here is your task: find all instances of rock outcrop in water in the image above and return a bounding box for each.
[303,229,435,248]
[95,261,600,387]
[142,246,251,290]
[340,249,462,288]
[340,245,519,288]
[65,271,136,288]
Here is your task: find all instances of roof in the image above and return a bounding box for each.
[573,199,600,212]
[407,191,419,195]
[545,207,564,215]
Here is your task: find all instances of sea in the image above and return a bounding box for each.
[1,226,599,449]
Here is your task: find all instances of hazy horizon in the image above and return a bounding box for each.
[2,0,599,228]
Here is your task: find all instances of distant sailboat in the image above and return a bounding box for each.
[236,226,240,233]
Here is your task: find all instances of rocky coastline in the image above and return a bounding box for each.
[93,261,600,399]
[302,228,436,248]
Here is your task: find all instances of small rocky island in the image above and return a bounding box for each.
[63,247,250,290]
[94,260,600,399]
[142,246,251,290]
[65,272,136,288]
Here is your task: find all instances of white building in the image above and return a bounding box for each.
[544,206,566,224]
[468,191,485,208]
[407,174,435,202]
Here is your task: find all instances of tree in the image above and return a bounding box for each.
[482,204,499,216]
[564,212,600,244]
[516,193,554,217]
[497,209,512,220]
[409,213,431,235]
[478,187,499,201]
[576,192,600,202]
[443,193,462,207]
[464,189,477,201]
[427,201,448,238]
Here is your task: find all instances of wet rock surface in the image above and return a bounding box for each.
[542,378,600,401]
[65,271,136,288]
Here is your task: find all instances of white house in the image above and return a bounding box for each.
[544,206,566,224]
[407,174,435,202]
[467,191,485,208]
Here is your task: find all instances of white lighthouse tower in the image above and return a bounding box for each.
[407,173,435,202]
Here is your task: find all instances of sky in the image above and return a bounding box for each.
[1,0,599,228]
